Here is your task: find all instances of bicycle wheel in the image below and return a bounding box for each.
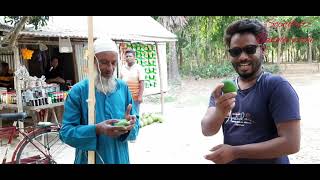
[15,128,75,164]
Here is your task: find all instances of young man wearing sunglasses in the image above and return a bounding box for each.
[201,19,301,164]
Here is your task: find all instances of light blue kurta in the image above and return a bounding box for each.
[59,79,139,164]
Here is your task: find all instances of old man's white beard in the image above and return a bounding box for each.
[94,68,116,94]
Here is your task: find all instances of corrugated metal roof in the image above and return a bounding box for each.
[20,27,88,39]
[2,16,177,42]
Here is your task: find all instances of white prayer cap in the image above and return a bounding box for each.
[94,38,118,54]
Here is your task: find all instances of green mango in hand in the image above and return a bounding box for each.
[222,79,237,93]
[113,119,130,127]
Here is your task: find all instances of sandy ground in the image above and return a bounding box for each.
[1,72,319,164]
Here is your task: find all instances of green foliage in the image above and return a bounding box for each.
[4,16,49,30]
[263,63,281,74]
[151,16,320,77]
[181,61,236,79]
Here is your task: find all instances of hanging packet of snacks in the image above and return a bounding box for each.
[21,48,34,60]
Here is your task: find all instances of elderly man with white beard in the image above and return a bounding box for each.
[59,38,140,164]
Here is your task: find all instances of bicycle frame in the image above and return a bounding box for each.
[1,121,60,164]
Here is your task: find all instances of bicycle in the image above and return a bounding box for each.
[0,112,73,164]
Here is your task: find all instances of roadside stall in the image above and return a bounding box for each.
[0,16,177,129]
[62,16,177,114]
[0,23,88,128]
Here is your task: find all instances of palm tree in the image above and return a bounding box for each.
[154,16,188,85]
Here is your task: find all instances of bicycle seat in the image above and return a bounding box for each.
[0,112,28,121]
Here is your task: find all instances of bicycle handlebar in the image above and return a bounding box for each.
[0,112,28,121]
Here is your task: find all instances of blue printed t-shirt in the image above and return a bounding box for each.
[209,72,301,164]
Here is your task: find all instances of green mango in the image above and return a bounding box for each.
[113,119,130,127]
[147,117,153,125]
[152,115,164,123]
[222,79,237,93]
[143,120,149,126]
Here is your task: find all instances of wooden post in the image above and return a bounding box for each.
[116,43,121,78]
[13,46,24,138]
[87,16,96,164]
[155,42,164,115]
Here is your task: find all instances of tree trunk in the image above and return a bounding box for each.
[213,48,217,63]
[314,47,316,62]
[224,49,228,60]
[205,17,211,62]
[287,48,289,63]
[210,45,213,62]
[272,49,274,63]
[277,27,282,64]
[292,45,294,63]
[288,46,291,63]
[195,17,200,67]
[168,41,181,85]
[315,47,320,62]
[296,47,299,63]
[179,46,183,68]
[308,32,312,63]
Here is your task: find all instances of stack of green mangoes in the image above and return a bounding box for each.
[139,112,164,128]
[126,42,158,88]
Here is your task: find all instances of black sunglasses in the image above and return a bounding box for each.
[228,44,262,57]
